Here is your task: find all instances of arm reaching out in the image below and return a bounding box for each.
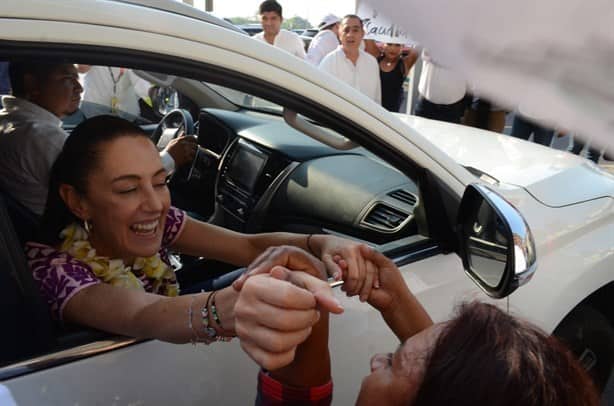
[360,245,433,342]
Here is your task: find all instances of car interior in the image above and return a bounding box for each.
[0,50,461,377]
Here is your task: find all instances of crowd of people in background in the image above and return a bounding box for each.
[0,0,609,164]
[252,0,611,163]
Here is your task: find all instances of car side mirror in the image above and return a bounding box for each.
[457,183,537,298]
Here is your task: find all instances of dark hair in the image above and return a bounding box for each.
[8,61,65,98]
[413,302,600,406]
[38,115,151,245]
[341,14,363,26]
[259,0,282,17]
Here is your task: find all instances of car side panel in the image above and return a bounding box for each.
[507,196,614,332]
[4,253,483,405]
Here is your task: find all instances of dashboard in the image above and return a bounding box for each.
[191,108,421,244]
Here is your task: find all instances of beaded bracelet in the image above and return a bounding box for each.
[209,290,234,341]
[199,292,219,344]
[195,291,234,344]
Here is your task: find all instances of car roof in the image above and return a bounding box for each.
[114,0,244,34]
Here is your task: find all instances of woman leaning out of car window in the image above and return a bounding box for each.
[26,114,376,368]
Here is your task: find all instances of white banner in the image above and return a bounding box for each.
[355,2,414,45]
[358,0,614,150]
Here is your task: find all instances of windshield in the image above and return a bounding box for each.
[206,82,283,113]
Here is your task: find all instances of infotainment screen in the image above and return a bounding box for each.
[226,144,267,192]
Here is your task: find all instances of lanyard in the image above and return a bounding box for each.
[108,67,125,113]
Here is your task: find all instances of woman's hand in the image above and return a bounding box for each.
[356,246,433,341]
[354,246,408,314]
[232,245,327,291]
[312,235,379,302]
[234,270,343,371]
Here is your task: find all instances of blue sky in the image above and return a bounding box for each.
[191,0,356,26]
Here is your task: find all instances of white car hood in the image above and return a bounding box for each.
[397,115,614,207]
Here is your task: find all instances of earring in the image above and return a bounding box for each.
[84,219,92,233]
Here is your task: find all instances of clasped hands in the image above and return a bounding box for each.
[232,243,404,370]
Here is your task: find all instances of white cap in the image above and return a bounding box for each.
[318,14,340,30]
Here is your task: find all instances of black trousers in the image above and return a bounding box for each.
[414,95,467,124]
[510,115,554,146]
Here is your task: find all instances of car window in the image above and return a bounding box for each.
[0,53,428,390]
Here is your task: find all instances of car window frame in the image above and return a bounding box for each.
[0,41,462,379]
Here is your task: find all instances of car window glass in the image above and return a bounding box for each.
[205,82,282,114]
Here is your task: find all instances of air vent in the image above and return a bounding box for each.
[388,189,418,206]
[363,204,409,231]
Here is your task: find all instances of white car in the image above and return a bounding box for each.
[0,1,613,404]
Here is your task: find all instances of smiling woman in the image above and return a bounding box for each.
[24,114,372,368]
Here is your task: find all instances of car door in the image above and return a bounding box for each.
[0,2,516,404]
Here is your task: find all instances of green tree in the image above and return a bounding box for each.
[282,16,311,30]
[229,17,259,25]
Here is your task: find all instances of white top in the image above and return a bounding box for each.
[82,66,151,117]
[306,30,339,66]
[0,96,66,215]
[319,47,381,104]
[418,51,466,105]
[253,29,306,59]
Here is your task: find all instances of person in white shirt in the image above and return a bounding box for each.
[0,62,82,215]
[77,65,151,118]
[253,1,306,59]
[306,14,340,66]
[319,15,381,105]
[414,50,467,124]
[0,62,196,216]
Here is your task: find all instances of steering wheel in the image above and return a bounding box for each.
[151,108,195,148]
[153,109,216,218]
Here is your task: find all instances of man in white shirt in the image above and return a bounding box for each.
[253,1,306,59]
[0,62,82,215]
[414,50,467,124]
[306,14,340,66]
[319,15,381,104]
[0,62,196,216]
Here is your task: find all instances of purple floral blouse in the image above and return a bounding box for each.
[26,206,186,320]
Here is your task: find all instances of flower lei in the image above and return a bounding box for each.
[60,223,179,297]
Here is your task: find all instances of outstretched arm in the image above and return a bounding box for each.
[64,270,340,373]
[360,246,433,341]
[173,217,377,298]
[64,283,236,344]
